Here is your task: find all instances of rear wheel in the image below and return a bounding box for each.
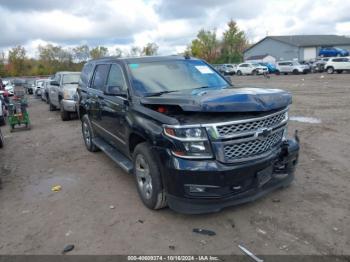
[237,70,242,76]
[0,129,4,148]
[275,70,280,75]
[81,115,99,152]
[336,70,343,74]
[293,69,299,75]
[133,142,167,210]
[327,67,334,74]
[49,99,56,111]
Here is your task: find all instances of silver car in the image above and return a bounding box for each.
[48,72,80,121]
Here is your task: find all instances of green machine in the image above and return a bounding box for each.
[8,80,31,132]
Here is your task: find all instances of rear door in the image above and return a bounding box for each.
[88,64,110,138]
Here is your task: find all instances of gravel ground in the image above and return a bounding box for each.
[0,73,349,255]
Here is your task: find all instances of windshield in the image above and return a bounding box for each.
[63,74,80,84]
[292,62,301,65]
[128,60,229,96]
[252,63,261,67]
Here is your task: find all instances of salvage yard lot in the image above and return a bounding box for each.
[0,73,349,255]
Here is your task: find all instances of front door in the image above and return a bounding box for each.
[99,63,129,154]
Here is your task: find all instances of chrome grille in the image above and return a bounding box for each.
[223,130,284,161]
[216,110,287,138]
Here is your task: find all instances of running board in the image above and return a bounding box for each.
[92,137,133,174]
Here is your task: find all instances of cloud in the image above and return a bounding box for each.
[0,0,349,56]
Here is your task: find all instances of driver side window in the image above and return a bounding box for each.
[107,64,127,92]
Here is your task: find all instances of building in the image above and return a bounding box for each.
[244,35,350,62]
[245,54,276,64]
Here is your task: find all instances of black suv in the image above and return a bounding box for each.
[77,56,299,214]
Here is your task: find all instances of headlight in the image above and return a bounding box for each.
[164,126,213,159]
[63,89,75,100]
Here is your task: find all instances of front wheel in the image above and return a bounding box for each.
[133,142,167,210]
[237,70,242,76]
[327,67,334,74]
[293,69,299,75]
[60,101,70,121]
[49,100,56,111]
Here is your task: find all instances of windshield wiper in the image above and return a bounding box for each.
[144,90,177,97]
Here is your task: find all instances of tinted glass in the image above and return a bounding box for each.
[128,60,229,96]
[63,74,80,84]
[80,63,94,86]
[92,64,110,90]
[107,64,127,91]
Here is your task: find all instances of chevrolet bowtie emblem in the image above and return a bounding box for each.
[255,127,272,140]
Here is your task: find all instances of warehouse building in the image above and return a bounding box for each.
[244,35,350,62]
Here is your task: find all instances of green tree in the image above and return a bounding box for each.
[115,48,123,58]
[222,20,248,63]
[190,29,219,63]
[8,46,27,76]
[72,45,90,62]
[129,46,142,57]
[142,42,158,56]
[90,46,108,59]
[0,51,5,77]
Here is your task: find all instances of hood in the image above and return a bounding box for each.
[62,84,78,91]
[141,87,292,112]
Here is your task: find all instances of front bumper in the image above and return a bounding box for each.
[61,99,76,112]
[156,139,299,214]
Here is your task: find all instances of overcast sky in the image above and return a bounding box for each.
[0,0,349,57]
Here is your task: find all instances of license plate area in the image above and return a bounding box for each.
[257,165,273,187]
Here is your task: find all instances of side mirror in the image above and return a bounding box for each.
[225,76,232,84]
[50,80,59,86]
[104,85,123,96]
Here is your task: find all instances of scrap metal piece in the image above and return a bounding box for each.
[238,245,263,262]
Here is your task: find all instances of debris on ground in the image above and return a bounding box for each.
[65,230,73,237]
[193,228,216,236]
[227,218,235,228]
[257,228,267,235]
[109,205,115,209]
[272,198,281,203]
[168,245,175,250]
[238,245,263,262]
[62,244,75,254]
[200,240,207,245]
[138,219,144,224]
[51,185,62,192]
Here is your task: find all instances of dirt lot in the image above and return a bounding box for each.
[0,73,349,255]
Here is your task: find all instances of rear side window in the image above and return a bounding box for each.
[107,64,127,92]
[80,63,94,87]
[91,64,110,91]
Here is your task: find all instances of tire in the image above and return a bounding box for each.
[237,70,242,76]
[275,70,280,75]
[60,101,70,121]
[49,99,56,111]
[293,69,299,75]
[133,142,167,210]
[252,70,257,75]
[81,114,99,152]
[336,70,343,74]
[0,129,4,148]
[0,116,5,126]
[327,67,334,74]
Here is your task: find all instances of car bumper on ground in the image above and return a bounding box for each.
[61,99,76,112]
[155,139,299,214]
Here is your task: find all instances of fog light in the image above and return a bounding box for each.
[189,186,206,193]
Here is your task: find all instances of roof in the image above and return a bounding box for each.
[245,54,270,60]
[245,35,350,53]
[90,55,199,64]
